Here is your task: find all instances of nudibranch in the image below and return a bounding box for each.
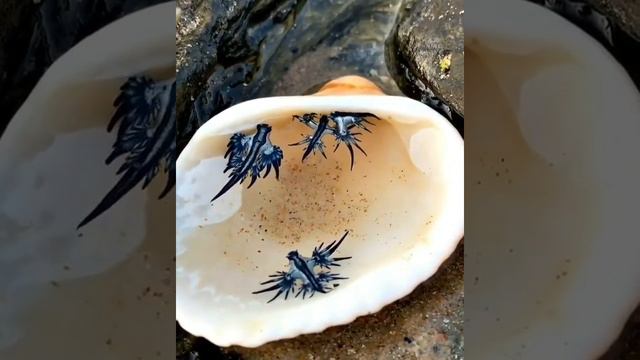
[79,75,176,228]
[290,111,380,170]
[253,231,351,303]
[211,123,283,202]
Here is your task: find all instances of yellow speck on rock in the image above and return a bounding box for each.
[439,53,452,75]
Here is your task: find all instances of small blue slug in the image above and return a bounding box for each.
[79,75,176,228]
[289,111,379,170]
[253,231,352,303]
[211,123,284,202]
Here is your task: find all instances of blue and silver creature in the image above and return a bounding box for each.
[211,124,284,202]
[290,111,380,170]
[78,75,176,228]
[253,231,352,303]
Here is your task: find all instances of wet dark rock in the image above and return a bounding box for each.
[389,0,464,129]
[176,0,249,150]
[264,0,403,97]
[176,0,404,152]
[585,0,640,41]
[177,322,243,360]
[176,0,301,151]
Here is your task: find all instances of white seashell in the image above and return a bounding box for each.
[466,0,640,358]
[176,76,464,347]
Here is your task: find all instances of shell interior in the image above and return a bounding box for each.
[176,95,464,347]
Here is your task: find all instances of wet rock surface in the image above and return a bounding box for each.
[176,0,254,150]
[176,0,407,152]
[389,0,464,127]
[585,0,640,41]
[175,0,467,147]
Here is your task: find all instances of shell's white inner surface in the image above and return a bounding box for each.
[466,0,640,358]
[177,96,463,346]
[180,118,439,296]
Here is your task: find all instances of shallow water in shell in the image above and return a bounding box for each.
[177,113,448,304]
